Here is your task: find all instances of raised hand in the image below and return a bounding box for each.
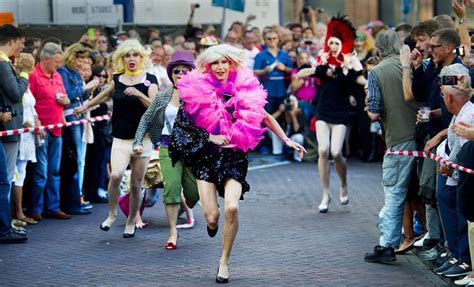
[400,45,411,67]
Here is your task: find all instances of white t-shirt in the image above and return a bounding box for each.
[162,102,179,135]
[148,64,172,90]
[243,46,260,69]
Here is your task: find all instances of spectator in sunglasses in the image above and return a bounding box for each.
[83,65,113,204]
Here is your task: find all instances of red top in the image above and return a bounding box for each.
[29,64,66,136]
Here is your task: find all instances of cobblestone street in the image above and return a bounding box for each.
[1,159,446,286]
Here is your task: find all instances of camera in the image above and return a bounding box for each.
[193,3,200,8]
[2,106,17,118]
[302,6,310,14]
[304,40,313,45]
[298,63,312,71]
[441,75,458,86]
[454,46,465,57]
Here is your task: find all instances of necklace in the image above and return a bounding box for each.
[121,71,145,86]
[125,68,143,76]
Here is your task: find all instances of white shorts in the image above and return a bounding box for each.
[111,136,152,158]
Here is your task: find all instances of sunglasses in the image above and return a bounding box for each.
[172,68,189,75]
[97,74,107,78]
[429,44,443,49]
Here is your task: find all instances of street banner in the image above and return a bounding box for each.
[212,0,245,12]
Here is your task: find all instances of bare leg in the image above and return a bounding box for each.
[316,121,331,210]
[196,179,219,230]
[135,203,148,229]
[12,186,36,224]
[102,146,131,228]
[218,178,242,280]
[125,155,149,235]
[177,192,195,228]
[329,124,348,203]
[397,201,416,252]
[165,203,179,244]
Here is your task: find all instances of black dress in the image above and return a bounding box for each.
[169,107,250,199]
[314,65,358,125]
[112,73,158,139]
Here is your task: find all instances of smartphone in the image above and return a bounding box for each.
[441,75,458,85]
[454,46,465,57]
[87,28,96,41]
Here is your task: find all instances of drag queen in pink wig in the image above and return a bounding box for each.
[169,44,305,283]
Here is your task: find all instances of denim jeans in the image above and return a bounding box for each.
[65,115,86,208]
[66,115,87,194]
[0,142,12,235]
[29,131,62,214]
[379,139,417,248]
[425,204,441,240]
[437,180,470,262]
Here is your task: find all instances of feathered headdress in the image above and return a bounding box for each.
[323,14,356,55]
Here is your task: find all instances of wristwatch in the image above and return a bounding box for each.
[459,18,467,24]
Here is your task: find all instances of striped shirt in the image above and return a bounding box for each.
[133,87,174,148]
[367,70,383,114]
[448,101,474,185]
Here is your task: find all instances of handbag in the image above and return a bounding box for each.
[143,148,163,189]
[118,190,146,217]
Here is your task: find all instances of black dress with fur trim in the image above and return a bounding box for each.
[169,107,250,199]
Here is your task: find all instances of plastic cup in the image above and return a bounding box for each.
[419,106,430,123]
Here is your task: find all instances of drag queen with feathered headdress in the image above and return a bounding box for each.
[169,44,305,283]
[297,15,367,213]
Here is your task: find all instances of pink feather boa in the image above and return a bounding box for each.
[177,67,268,152]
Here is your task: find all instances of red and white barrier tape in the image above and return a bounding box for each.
[386,150,474,175]
[0,114,112,137]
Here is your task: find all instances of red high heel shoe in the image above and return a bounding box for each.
[165,234,179,250]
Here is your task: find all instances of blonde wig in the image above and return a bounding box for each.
[112,39,151,73]
[62,42,89,69]
[196,44,244,73]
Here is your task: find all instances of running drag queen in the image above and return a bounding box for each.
[169,44,305,283]
[297,15,366,213]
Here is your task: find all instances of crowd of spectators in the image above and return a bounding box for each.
[1,1,474,285]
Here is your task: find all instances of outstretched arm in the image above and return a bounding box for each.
[74,81,114,115]
[262,112,306,158]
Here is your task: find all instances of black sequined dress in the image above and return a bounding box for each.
[169,107,250,199]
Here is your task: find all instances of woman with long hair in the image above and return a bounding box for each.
[133,51,199,249]
[58,42,99,214]
[169,44,305,283]
[75,39,158,237]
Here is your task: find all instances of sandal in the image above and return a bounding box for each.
[17,216,38,225]
[165,234,179,250]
